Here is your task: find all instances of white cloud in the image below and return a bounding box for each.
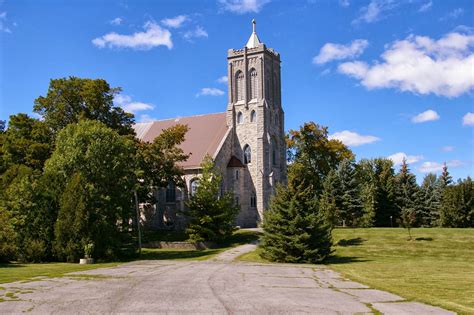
[329,130,380,147]
[388,152,424,166]
[161,15,188,28]
[338,32,474,97]
[442,146,455,152]
[339,0,350,8]
[313,39,368,64]
[217,76,228,83]
[114,95,154,114]
[441,8,464,21]
[219,0,271,14]
[110,17,123,26]
[196,88,225,97]
[183,26,208,41]
[352,0,398,25]
[0,11,12,33]
[419,160,466,173]
[463,112,474,126]
[92,21,172,50]
[418,1,432,12]
[411,109,440,123]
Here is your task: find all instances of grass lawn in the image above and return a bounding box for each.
[0,229,261,284]
[238,228,474,314]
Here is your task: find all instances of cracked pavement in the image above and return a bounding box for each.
[0,245,454,314]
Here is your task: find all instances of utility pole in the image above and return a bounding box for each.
[134,190,142,254]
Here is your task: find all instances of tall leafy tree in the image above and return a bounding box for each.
[1,113,53,172]
[45,120,137,260]
[261,181,333,263]
[33,77,134,135]
[286,122,354,195]
[185,155,239,243]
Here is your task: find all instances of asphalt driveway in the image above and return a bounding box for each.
[0,245,453,314]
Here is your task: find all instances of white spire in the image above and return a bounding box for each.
[246,19,261,49]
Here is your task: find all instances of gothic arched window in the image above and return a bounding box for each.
[235,71,244,101]
[250,110,256,122]
[250,68,258,100]
[272,136,278,166]
[237,111,243,124]
[190,179,199,196]
[243,145,251,164]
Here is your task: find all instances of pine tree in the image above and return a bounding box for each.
[319,170,340,226]
[359,181,377,227]
[438,162,453,187]
[395,159,420,228]
[420,173,440,226]
[439,177,474,227]
[336,159,362,226]
[260,183,333,263]
[185,155,239,243]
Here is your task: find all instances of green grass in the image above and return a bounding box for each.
[0,262,119,284]
[238,228,474,314]
[0,229,261,284]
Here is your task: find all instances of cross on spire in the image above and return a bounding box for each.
[246,19,262,48]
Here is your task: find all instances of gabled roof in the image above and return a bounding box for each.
[133,112,229,169]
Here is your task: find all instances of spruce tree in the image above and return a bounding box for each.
[319,170,340,226]
[359,181,377,227]
[395,159,420,227]
[438,162,453,187]
[336,159,362,226]
[185,155,239,243]
[420,173,440,226]
[261,183,333,263]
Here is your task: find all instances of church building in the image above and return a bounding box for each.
[134,20,286,228]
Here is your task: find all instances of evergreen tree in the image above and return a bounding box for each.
[439,177,474,227]
[359,181,377,227]
[395,159,420,227]
[336,159,362,226]
[420,173,440,226]
[438,162,453,187]
[260,182,333,263]
[319,170,340,226]
[185,155,239,243]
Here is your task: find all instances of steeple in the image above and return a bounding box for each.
[245,19,261,48]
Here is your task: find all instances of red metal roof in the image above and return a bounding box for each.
[133,112,229,169]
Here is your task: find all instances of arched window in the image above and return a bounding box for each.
[243,145,251,164]
[250,193,257,208]
[190,179,199,196]
[166,181,176,202]
[272,136,278,166]
[250,110,256,122]
[235,71,244,101]
[237,111,243,124]
[273,72,278,102]
[250,68,258,99]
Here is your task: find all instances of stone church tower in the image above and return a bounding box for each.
[226,20,287,226]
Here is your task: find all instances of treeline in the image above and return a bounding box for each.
[260,122,473,264]
[285,122,473,229]
[0,77,189,263]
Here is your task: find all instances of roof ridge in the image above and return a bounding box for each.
[140,112,226,124]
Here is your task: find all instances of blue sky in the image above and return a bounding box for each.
[0,0,473,181]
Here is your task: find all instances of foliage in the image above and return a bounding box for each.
[286,122,354,195]
[1,113,53,172]
[260,182,333,264]
[356,158,397,227]
[439,177,474,227]
[185,155,239,243]
[33,77,134,135]
[0,165,57,262]
[0,207,18,262]
[135,124,189,202]
[419,173,441,226]
[335,159,362,226]
[394,159,420,228]
[45,120,137,261]
[359,181,377,227]
[319,170,340,226]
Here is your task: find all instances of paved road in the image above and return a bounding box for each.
[0,245,453,314]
